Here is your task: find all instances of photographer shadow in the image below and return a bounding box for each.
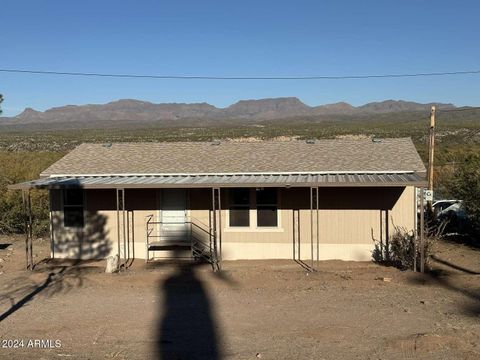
[156,260,221,360]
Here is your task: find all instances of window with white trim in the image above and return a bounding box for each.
[63,189,84,228]
[256,188,278,227]
[229,188,250,227]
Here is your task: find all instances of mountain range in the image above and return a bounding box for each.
[0,97,458,129]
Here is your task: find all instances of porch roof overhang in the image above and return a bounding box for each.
[8,171,427,190]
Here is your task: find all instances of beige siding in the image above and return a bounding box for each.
[218,187,414,261]
[389,186,415,233]
[50,186,416,262]
[51,189,157,260]
[51,189,118,259]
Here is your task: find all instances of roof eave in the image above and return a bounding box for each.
[8,175,428,190]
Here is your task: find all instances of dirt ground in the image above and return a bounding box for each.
[0,235,479,360]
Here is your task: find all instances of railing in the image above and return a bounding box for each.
[145,214,219,270]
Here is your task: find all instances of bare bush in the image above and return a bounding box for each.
[373,223,446,271]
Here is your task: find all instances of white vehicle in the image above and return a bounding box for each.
[433,200,462,214]
[434,200,467,233]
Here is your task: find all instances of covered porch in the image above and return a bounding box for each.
[9,171,428,272]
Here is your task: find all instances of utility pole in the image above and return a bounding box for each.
[427,106,436,212]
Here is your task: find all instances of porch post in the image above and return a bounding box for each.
[211,188,218,268]
[22,189,33,270]
[116,188,126,270]
[218,188,222,264]
[310,187,314,271]
[316,187,319,268]
[116,189,120,268]
[419,187,425,273]
[122,189,127,267]
[385,210,390,261]
[28,190,33,269]
[22,190,28,269]
[49,189,55,259]
[413,187,418,272]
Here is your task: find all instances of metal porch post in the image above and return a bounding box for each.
[316,187,319,268]
[211,188,218,270]
[413,187,418,272]
[310,187,314,272]
[122,189,127,267]
[218,188,222,265]
[28,190,33,269]
[22,190,28,269]
[116,189,120,269]
[49,189,55,259]
[116,188,126,270]
[22,189,34,270]
[419,187,425,273]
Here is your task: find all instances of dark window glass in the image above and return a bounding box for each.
[64,189,84,228]
[256,188,278,227]
[64,207,85,227]
[229,207,250,227]
[229,188,250,227]
[257,206,278,227]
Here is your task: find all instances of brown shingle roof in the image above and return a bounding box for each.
[40,138,426,177]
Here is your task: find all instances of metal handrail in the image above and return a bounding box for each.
[146,215,211,228]
[145,213,218,269]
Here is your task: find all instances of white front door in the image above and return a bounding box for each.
[160,189,188,242]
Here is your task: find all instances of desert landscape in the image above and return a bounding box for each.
[0,234,479,359]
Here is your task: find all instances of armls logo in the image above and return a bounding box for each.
[26,339,62,348]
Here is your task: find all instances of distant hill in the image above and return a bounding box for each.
[0,97,459,129]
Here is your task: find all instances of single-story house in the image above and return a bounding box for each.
[10,138,427,270]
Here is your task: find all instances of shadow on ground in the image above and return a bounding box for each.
[430,255,480,275]
[155,259,236,360]
[0,210,111,323]
[0,261,105,322]
[407,251,480,319]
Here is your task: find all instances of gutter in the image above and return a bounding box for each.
[46,170,418,178]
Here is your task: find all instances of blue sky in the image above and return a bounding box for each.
[1,0,479,116]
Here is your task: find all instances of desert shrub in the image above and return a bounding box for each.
[388,229,417,270]
[0,151,62,236]
[446,154,480,236]
[372,225,441,271]
[0,189,49,236]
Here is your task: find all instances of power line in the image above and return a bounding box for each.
[0,68,480,80]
